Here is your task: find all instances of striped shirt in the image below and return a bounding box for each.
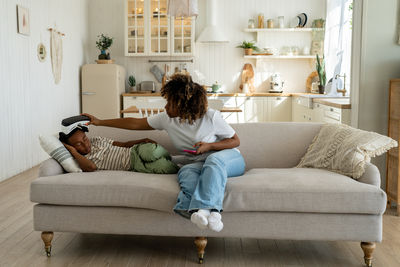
[85,137,131,170]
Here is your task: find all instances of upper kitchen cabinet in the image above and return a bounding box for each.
[126,0,146,55]
[149,0,169,55]
[125,0,195,56]
[171,16,195,56]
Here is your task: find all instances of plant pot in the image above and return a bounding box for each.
[98,50,111,60]
[244,48,253,55]
[318,85,325,94]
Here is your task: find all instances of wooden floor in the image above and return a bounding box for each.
[1,167,400,267]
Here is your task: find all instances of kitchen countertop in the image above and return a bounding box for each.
[313,98,351,109]
[122,92,351,109]
[122,92,320,97]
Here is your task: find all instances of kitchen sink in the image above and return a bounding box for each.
[297,94,349,108]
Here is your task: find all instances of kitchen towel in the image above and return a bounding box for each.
[50,29,63,84]
[150,65,164,83]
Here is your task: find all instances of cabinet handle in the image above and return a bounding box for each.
[276,97,281,100]
[82,92,96,95]
[330,108,334,112]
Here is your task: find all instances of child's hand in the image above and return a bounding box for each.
[194,142,212,154]
[62,142,77,153]
[81,113,100,126]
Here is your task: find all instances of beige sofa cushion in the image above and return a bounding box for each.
[31,168,386,215]
[224,168,386,214]
[297,123,397,179]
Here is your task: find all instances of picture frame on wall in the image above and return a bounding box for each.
[17,5,30,36]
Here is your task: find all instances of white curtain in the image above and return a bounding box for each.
[324,0,352,95]
[168,0,198,17]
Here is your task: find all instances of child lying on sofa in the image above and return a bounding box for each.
[59,115,179,174]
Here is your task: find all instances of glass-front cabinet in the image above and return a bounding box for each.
[126,0,145,54]
[125,0,195,56]
[171,16,195,55]
[149,0,169,55]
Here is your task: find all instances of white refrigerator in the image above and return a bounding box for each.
[81,64,126,119]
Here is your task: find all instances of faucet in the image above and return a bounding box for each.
[335,73,347,96]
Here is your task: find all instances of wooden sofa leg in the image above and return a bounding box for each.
[360,242,376,267]
[194,237,207,264]
[41,231,54,257]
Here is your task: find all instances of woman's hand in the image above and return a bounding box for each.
[81,113,100,126]
[194,142,213,154]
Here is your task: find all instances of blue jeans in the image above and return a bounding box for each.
[173,149,246,218]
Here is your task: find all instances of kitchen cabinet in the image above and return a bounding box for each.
[125,0,195,56]
[292,97,313,122]
[268,96,292,122]
[239,97,265,123]
[292,97,351,124]
[208,96,239,124]
[313,103,351,125]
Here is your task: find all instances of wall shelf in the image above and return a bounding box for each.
[245,55,315,59]
[243,28,324,33]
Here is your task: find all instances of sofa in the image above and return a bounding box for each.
[30,123,387,266]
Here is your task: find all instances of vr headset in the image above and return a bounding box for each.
[59,115,90,142]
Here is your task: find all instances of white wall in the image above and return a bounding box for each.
[88,0,325,93]
[357,0,400,187]
[0,0,89,182]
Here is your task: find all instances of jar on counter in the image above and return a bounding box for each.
[258,13,264,28]
[278,16,285,28]
[248,19,256,29]
[267,19,274,28]
[291,46,299,56]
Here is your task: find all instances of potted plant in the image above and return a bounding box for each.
[316,54,326,94]
[236,40,259,55]
[128,75,136,92]
[96,34,114,60]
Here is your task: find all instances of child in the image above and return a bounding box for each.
[83,73,245,232]
[59,116,178,174]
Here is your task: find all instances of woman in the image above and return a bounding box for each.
[84,73,245,232]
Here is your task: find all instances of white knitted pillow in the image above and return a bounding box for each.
[39,135,82,173]
[297,124,397,179]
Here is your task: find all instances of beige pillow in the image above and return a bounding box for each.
[297,123,398,179]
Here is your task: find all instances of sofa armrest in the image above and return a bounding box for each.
[357,162,381,187]
[38,158,65,177]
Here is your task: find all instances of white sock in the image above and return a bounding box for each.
[208,212,224,232]
[191,209,210,230]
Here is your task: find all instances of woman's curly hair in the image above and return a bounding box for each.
[161,73,208,124]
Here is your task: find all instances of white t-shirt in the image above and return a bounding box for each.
[147,109,236,161]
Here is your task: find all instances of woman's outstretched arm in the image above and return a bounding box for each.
[82,113,154,130]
